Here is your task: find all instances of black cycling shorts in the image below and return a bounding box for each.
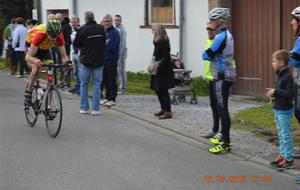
[35,49,52,61]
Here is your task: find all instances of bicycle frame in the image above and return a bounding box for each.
[32,65,59,114]
[25,62,71,137]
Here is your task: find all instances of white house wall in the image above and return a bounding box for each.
[40,0,74,22]
[39,0,208,77]
[76,0,180,73]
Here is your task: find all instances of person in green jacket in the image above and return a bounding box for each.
[3,18,17,75]
[201,21,219,138]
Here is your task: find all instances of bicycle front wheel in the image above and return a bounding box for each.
[44,87,62,138]
[24,87,38,127]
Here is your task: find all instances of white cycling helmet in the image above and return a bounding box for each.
[209,7,230,20]
[292,6,300,20]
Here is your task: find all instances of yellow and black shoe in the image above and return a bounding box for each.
[208,143,232,154]
[209,133,222,145]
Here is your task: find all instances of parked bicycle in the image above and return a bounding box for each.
[24,62,71,138]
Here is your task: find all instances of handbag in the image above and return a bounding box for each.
[147,57,165,75]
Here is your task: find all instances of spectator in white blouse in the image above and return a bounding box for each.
[12,17,30,78]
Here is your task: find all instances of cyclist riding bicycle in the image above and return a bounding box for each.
[24,19,70,105]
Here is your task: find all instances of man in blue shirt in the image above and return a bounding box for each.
[101,14,120,107]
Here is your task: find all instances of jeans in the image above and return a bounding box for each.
[72,52,81,89]
[117,53,127,94]
[273,109,293,162]
[80,64,103,111]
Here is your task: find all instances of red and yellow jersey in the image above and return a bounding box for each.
[26,24,65,50]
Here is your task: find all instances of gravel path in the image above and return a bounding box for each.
[115,95,277,159]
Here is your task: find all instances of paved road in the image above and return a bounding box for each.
[0,71,299,190]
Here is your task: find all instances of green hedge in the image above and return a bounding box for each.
[191,77,208,96]
[126,71,208,96]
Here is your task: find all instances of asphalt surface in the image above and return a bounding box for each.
[0,71,299,190]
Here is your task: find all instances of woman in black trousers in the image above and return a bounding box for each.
[150,24,174,119]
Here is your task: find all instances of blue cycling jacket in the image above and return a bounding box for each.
[202,28,235,81]
[290,36,300,72]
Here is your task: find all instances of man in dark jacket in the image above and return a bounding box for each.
[61,17,72,86]
[53,13,72,87]
[61,17,72,56]
[74,11,106,115]
[100,14,120,107]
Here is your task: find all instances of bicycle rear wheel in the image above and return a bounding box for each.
[44,87,62,138]
[24,88,38,127]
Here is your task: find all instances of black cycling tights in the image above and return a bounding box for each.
[209,80,233,144]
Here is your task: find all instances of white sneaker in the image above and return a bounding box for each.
[16,74,23,78]
[80,109,89,114]
[104,101,116,107]
[100,99,108,105]
[91,110,101,115]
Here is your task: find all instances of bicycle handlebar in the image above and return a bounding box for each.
[41,63,73,77]
[41,63,72,68]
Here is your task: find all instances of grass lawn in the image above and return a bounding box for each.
[232,103,300,146]
[126,71,208,96]
[0,58,9,70]
[126,72,153,95]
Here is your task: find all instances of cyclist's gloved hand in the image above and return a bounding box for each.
[64,61,73,76]
[34,59,42,67]
[65,60,73,68]
[65,60,72,65]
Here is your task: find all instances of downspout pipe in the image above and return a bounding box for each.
[72,0,78,16]
[179,0,184,60]
[33,0,42,22]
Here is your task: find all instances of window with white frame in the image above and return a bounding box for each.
[144,0,176,25]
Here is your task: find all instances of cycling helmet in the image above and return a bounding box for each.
[292,7,300,20]
[209,7,230,20]
[46,19,62,38]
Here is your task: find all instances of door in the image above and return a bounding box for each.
[232,0,281,96]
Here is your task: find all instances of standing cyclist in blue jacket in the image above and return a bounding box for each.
[289,6,300,184]
[290,6,300,122]
[202,7,236,154]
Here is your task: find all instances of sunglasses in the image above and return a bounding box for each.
[206,27,215,31]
